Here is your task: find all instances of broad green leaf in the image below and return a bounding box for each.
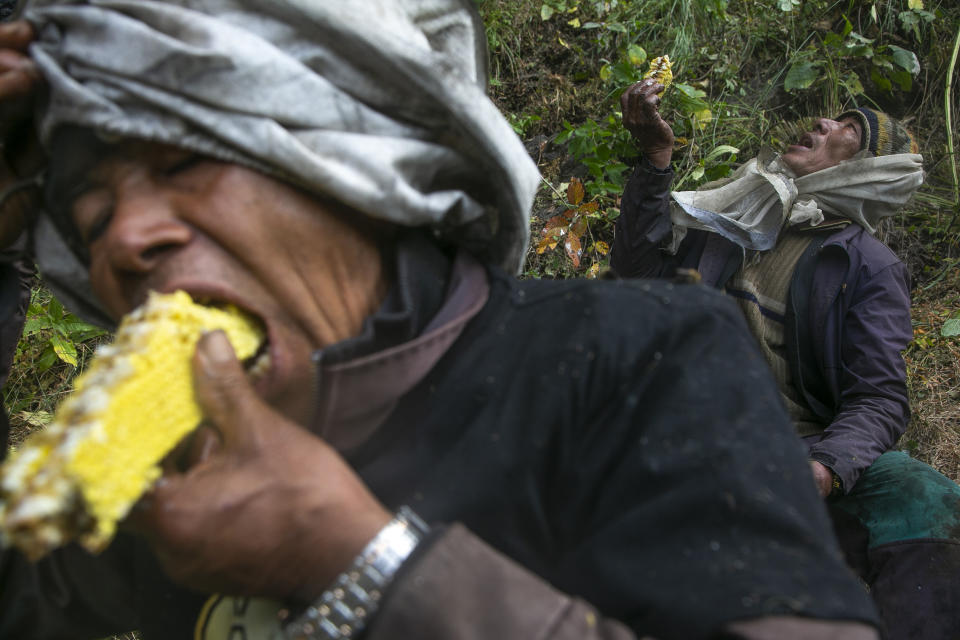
[693,107,713,130]
[841,16,853,38]
[704,163,732,182]
[844,43,873,59]
[890,70,912,91]
[888,45,920,75]
[50,333,78,367]
[784,62,821,91]
[540,5,555,20]
[59,319,107,337]
[22,318,47,336]
[48,297,64,322]
[842,72,865,96]
[704,144,740,163]
[627,44,646,67]
[599,64,613,81]
[847,31,873,44]
[942,318,960,337]
[675,83,707,99]
[567,17,581,28]
[872,54,894,70]
[36,347,58,373]
[871,67,892,91]
[908,0,924,9]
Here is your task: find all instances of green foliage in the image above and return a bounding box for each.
[21,289,106,371]
[4,287,108,444]
[783,12,927,105]
[555,115,632,196]
[942,317,960,338]
[507,112,543,137]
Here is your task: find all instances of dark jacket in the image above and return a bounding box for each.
[610,159,913,492]
[1,241,880,639]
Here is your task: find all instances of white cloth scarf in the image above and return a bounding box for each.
[667,147,925,252]
[23,0,540,324]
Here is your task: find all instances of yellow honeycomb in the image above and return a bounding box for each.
[0,291,264,560]
[644,54,673,89]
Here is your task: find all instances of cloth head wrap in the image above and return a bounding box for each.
[836,107,919,157]
[668,147,924,252]
[24,0,540,325]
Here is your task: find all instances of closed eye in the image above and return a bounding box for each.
[83,211,113,246]
[71,188,113,247]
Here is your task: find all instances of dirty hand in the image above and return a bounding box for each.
[620,79,674,170]
[126,330,392,602]
[809,460,835,498]
[0,20,44,248]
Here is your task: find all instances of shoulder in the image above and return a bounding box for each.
[481,268,752,360]
[827,225,904,279]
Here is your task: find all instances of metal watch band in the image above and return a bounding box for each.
[279,506,430,640]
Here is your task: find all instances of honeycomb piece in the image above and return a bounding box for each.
[0,291,264,560]
[643,54,673,89]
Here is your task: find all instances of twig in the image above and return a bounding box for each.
[945,21,960,230]
[540,175,569,202]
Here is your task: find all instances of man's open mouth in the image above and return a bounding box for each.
[245,340,271,381]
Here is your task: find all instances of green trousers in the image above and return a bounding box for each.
[828,451,960,640]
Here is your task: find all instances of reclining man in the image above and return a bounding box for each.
[611,77,960,639]
[0,2,884,638]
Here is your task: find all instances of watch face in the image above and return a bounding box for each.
[194,595,285,640]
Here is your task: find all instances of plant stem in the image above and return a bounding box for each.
[946,21,960,230]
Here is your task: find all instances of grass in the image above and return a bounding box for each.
[904,269,960,482]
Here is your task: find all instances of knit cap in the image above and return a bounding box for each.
[836,107,919,156]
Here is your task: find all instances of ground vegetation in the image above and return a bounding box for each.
[477,0,960,480]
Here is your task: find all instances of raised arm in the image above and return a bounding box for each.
[610,80,678,279]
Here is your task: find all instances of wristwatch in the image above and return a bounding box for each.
[831,471,843,497]
[278,506,430,640]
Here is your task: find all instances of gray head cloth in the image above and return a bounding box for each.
[24,0,540,324]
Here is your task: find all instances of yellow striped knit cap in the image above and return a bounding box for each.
[836,107,919,156]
